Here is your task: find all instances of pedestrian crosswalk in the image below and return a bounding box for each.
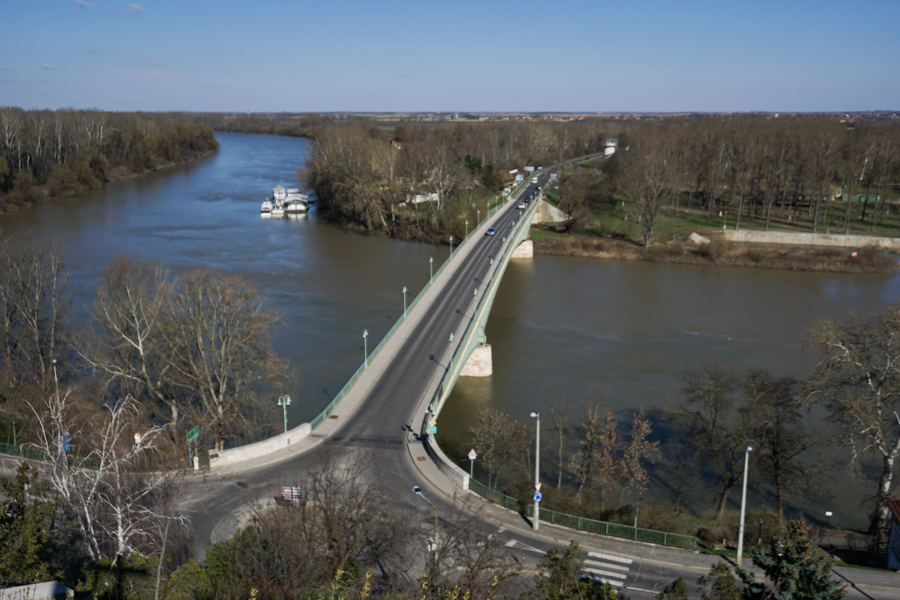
[584,551,633,588]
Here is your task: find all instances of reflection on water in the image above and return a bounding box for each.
[438,257,900,529]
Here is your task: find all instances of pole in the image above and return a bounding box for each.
[429,257,433,284]
[277,395,291,433]
[413,487,438,575]
[51,359,59,398]
[758,519,763,548]
[362,329,368,369]
[449,235,453,255]
[736,445,752,566]
[465,220,468,239]
[470,457,474,479]
[402,286,407,318]
[448,333,454,373]
[531,412,540,531]
[634,501,640,528]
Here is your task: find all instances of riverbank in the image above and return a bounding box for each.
[532,231,898,273]
[0,147,218,214]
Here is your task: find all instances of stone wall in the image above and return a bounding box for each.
[723,229,900,250]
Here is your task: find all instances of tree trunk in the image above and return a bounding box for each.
[869,451,896,543]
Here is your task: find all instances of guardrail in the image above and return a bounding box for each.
[469,479,698,551]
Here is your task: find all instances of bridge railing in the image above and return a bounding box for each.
[308,185,524,432]
[0,441,102,471]
[469,479,699,551]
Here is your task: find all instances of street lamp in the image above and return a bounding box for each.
[634,499,642,528]
[429,257,433,284]
[465,220,468,238]
[277,395,291,433]
[530,412,540,531]
[736,445,752,566]
[449,235,453,255]
[477,209,480,224]
[362,329,369,369]
[51,358,59,398]
[412,486,438,571]
[448,333,454,372]
[402,286,408,318]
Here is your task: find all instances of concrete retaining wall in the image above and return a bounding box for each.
[724,229,900,250]
[209,423,311,467]
[423,433,469,490]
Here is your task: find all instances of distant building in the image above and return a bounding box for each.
[603,139,618,157]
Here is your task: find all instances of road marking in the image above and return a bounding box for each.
[585,568,627,580]
[588,551,633,564]
[585,559,629,571]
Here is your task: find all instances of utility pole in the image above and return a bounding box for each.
[736,445,752,566]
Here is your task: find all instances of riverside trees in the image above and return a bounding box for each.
[0,108,218,210]
[303,120,616,242]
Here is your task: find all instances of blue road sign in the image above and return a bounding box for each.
[428,425,437,434]
[61,435,69,453]
[534,492,542,503]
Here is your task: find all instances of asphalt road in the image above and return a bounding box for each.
[180,169,900,598]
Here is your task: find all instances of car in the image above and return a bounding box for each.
[486,227,496,236]
[517,201,526,209]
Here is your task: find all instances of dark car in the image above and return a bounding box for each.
[486,227,496,236]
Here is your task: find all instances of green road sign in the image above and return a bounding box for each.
[427,425,437,435]
[186,426,199,444]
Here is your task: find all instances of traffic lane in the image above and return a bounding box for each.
[331,201,518,439]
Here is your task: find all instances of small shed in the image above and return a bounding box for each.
[888,499,900,570]
[0,582,74,600]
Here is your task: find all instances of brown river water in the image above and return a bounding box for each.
[2,132,897,529]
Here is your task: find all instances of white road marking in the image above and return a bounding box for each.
[585,559,629,571]
[588,551,633,564]
[585,567,627,579]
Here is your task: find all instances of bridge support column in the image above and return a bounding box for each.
[511,240,533,258]
[461,344,492,377]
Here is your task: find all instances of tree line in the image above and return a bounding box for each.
[596,115,900,246]
[0,108,219,211]
[303,119,621,242]
[464,300,900,550]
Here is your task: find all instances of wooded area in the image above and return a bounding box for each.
[0,108,219,211]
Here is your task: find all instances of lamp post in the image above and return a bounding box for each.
[477,209,480,224]
[277,395,291,433]
[429,257,433,284]
[448,333,454,372]
[402,286,408,318]
[634,500,641,528]
[449,235,453,255]
[530,412,540,531]
[412,486,438,572]
[51,358,59,398]
[362,329,369,369]
[465,220,468,239]
[736,445,752,566]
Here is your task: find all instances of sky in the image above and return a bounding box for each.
[2,0,899,113]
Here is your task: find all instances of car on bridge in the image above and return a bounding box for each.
[517,201,526,209]
[486,227,496,236]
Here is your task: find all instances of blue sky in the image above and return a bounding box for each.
[2,0,898,112]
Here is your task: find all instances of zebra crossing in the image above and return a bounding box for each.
[584,551,633,588]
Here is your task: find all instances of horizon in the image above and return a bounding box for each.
[3,0,899,113]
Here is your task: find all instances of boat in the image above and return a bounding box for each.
[271,203,286,217]
[261,199,273,216]
[285,199,308,214]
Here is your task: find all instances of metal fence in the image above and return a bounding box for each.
[0,442,101,470]
[469,479,698,551]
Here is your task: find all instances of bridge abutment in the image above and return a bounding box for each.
[511,239,533,258]
[460,343,492,377]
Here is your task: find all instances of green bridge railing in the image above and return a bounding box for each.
[469,479,698,551]
[0,441,101,470]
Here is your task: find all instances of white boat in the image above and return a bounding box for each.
[285,199,308,214]
[261,199,273,215]
[271,204,286,217]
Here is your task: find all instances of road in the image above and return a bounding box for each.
[180,169,900,598]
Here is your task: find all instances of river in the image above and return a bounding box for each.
[2,132,897,529]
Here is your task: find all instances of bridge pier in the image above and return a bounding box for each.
[460,343,492,377]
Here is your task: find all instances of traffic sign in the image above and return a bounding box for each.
[429,419,437,427]
[427,425,437,434]
[534,492,542,503]
[61,435,69,453]
[468,449,477,460]
[535,482,541,492]
[186,426,199,444]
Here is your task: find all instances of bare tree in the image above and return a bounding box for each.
[674,365,756,520]
[807,304,900,543]
[29,389,183,563]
